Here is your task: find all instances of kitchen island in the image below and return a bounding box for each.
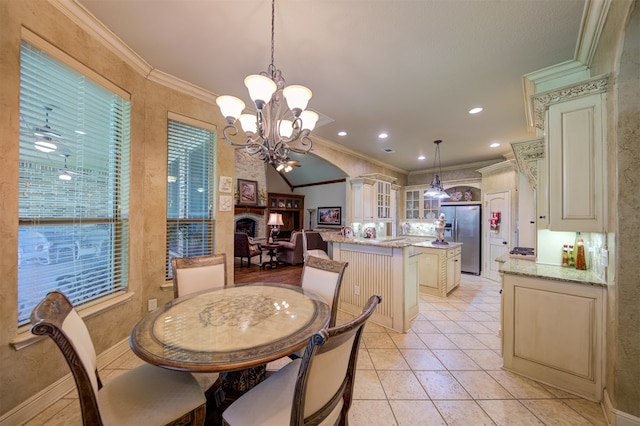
[322,234,462,332]
[499,257,606,401]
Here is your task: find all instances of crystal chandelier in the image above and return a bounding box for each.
[424,140,450,199]
[216,0,318,172]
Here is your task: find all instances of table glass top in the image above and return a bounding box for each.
[130,283,330,372]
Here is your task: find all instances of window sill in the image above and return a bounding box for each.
[10,291,135,351]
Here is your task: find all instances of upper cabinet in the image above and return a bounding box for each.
[532,76,608,233]
[350,174,398,223]
[404,186,439,220]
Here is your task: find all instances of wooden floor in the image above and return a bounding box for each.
[233,255,303,285]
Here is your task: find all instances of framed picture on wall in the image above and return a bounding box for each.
[317,207,342,226]
[238,179,258,205]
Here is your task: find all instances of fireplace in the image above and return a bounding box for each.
[234,212,267,240]
[235,218,256,238]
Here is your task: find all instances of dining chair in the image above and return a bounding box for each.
[301,255,348,328]
[222,294,382,426]
[30,291,206,426]
[171,253,227,298]
[301,229,330,261]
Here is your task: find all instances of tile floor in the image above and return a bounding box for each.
[24,275,607,425]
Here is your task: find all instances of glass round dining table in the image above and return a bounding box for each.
[129,282,331,373]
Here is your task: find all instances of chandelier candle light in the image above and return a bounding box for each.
[424,140,450,199]
[216,0,318,173]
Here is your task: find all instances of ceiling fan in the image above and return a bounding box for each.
[33,105,63,153]
[57,154,81,180]
[275,159,300,173]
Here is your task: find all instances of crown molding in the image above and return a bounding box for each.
[532,75,608,130]
[511,137,544,190]
[49,0,218,104]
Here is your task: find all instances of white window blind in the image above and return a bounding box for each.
[17,40,130,325]
[166,118,216,278]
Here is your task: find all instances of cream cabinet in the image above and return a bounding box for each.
[446,249,462,293]
[502,273,605,401]
[350,174,398,223]
[533,77,607,232]
[418,245,461,297]
[403,186,439,220]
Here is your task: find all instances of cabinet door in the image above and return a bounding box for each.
[405,190,420,219]
[536,157,548,229]
[376,181,391,220]
[446,254,461,294]
[418,252,440,291]
[548,93,605,232]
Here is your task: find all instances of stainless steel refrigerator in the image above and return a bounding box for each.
[440,204,481,275]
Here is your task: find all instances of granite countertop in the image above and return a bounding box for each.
[322,233,462,249]
[498,256,606,287]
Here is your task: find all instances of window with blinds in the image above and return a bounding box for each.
[166,117,216,278]
[17,39,130,326]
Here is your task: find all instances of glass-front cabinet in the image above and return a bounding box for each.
[404,186,439,220]
[377,181,392,219]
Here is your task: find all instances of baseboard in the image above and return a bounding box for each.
[604,388,640,426]
[0,338,130,426]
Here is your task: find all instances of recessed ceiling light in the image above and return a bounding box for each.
[469,107,483,114]
[490,142,500,148]
[418,155,426,160]
[338,131,347,136]
[378,132,388,139]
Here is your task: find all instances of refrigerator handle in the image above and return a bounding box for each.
[453,218,458,241]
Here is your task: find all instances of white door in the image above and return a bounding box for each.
[485,190,511,282]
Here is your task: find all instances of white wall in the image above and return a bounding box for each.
[298,182,347,229]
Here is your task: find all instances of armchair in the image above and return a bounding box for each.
[234,232,262,268]
[277,231,328,265]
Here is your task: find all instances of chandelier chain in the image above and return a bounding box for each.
[270,0,275,68]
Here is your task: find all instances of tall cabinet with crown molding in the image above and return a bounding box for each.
[532,76,608,233]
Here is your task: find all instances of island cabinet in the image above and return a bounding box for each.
[501,272,605,401]
[533,77,608,232]
[329,240,420,333]
[417,245,462,297]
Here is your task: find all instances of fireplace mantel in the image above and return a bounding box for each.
[234,205,267,215]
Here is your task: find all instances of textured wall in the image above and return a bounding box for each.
[0,0,234,415]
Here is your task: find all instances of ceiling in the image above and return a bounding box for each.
[76,0,587,185]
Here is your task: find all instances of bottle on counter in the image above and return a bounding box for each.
[575,237,587,270]
[562,245,569,266]
[568,245,575,267]
[572,232,581,266]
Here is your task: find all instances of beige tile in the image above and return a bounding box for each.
[389,332,426,349]
[389,400,446,426]
[456,320,494,334]
[463,349,504,370]
[357,348,375,370]
[368,348,411,370]
[487,370,555,399]
[451,370,514,399]
[363,320,389,334]
[23,399,82,426]
[429,301,460,312]
[431,349,481,370]
[539,383,581,399]
[474,332,503,350]
[447,333,488,349]
[409,319,440,333]
[414,370,471,400]
[433,400,495,425]
[465,311,496,321]
[521,399,594,425]
[417,333,458,349]
[400,349,446,370]
[363,332,397,348]
[103,349,146,370]
[563,398,608,425]
[348,400,397,426]
[378,370,429,399]
[353,369,387,399]
[420,310,450,321]
[431,320,468,334]
[478,400,545,426]
[442,310,475,321]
